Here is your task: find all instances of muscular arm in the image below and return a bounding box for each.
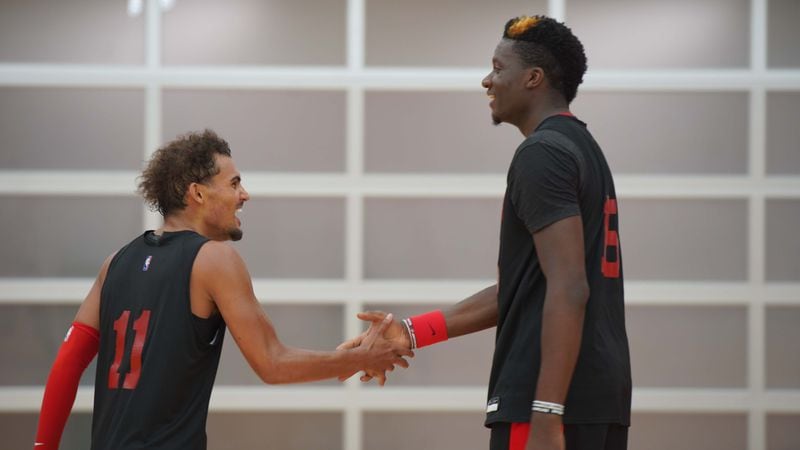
[34,253,113,450]
[528,215,589,446]
[193,242,410,385]
[72,252,114,329]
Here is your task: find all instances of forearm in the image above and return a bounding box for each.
[442,284,498,338]
[261,346,364,385]
[35,322,99,449]
[533,284,588,405]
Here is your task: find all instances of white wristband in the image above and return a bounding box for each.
[531,400,564,416]
[401,318,417,349]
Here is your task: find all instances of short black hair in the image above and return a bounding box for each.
[138,129,232,217]
[503,15,587,103]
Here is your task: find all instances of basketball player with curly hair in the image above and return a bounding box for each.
[33,130,412,450]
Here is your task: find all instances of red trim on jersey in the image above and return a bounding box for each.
[510,423,531,450]
[34,322,99,450]
[410,310,449,348]
[555,112,575,118]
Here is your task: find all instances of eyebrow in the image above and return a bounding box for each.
[230,175,241,183]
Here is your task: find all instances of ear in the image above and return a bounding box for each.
[186,182,205,206]
[525,67,545,89]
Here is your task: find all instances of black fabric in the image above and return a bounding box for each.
[91,230,225,450]
[489,422,629,450]
[564,423,629,450]
[485,115,631,427]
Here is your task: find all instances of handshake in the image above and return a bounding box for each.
[335,311,415,386]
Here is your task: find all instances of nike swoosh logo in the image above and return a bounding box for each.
[428,323,436,336]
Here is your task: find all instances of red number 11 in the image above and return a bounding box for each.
[108,309,152,389]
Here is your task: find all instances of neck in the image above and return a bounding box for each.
[159,212,200,235]
[517,94,570,137]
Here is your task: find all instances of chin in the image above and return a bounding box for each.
[229,228,243,241]
[491,113,502,126]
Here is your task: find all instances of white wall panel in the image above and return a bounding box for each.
[0,0,144,64]
[0,88,145,170]
[572,92,749,174]
[766,92,800,175]
[364,198,501,279]
[767,0,800,68]
[365,91,522,174]
[232,198,346,278]
[162,0,347,66]
[568,0,750,69]
[765,200,800,281]
[365,0,546,67]
[767,414,800,450]
[765,306,800,388]
[619,199,749,281]
[627,305,747,387]
[163,89,347,172]
[0,197,143,277]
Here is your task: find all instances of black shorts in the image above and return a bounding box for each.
[490,422,628,450]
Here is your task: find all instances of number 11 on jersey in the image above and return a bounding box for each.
[108,309,152,390]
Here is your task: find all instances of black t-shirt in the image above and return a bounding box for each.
[485,114,631,427]
[92,230,226,450]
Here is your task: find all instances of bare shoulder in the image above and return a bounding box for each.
[74,251,118,329]
[193,240,249,283]
[97,251,118,287]
[195,241,243,267]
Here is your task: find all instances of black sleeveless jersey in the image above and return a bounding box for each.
[92,230,226,450]
[486,115,632,427]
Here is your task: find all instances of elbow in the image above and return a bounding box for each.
[258,361,293,385]
[254,347,287,385]
[252,359,278,385]
[258,370,282,385]
[567,277,590,309]
[549,278,590,310]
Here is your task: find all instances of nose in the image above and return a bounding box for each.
[240,185,250,202]
[482,73,491,89]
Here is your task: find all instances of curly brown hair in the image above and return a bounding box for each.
[138,129,232,217]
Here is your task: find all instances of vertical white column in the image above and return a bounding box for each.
[548,0,567,21]
[748,0,768,449]
[345,1,366,450]
[143,0,163,231]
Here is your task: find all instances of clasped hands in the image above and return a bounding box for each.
[337,311,414,386]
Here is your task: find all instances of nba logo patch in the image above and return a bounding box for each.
[142,255,153,271]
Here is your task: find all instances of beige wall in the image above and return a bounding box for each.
[1,0,799,449]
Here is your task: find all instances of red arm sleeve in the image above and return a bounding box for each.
[34,322,99,450]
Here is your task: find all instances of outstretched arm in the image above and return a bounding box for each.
[194,242,412,385]
[34,253,113,450]
[341,283,498,350]
[337,284,498,381]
